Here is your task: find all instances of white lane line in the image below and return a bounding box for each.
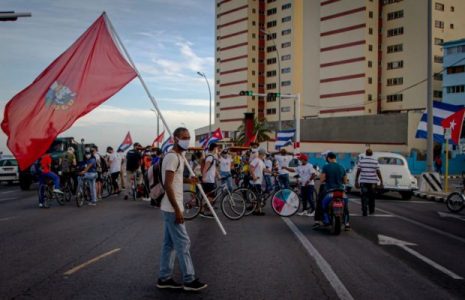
[63,248,121,276]
[378,200,436,204]
[0,197,17,203]
[349,198,465,244]
[0,190,15,194]
[0,216,16,222]
[350,214,395,217]
[282,218,354,300]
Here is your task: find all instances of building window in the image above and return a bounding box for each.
[267,8,277,16]
[267,83,277,89]
[434,90,443,98]
[386,94,403,102]
[387,77,403,86]
[282,16,291,23]
[281,67,291,74]
[267,57,277,64]
[387,10,404,20]
[446,45,465,54]
[447,65,465,74]
[387,60,404,70]
[435,2,444,11]
[282,54,291,61]
[368,61,373,67]
[451,6,455,12]
[434,55,443,63]
[446,85,465,94]
[387,27,404,37]
[281,106,291,112]
[369,28,373,35]
[282,3,292,10]
[282,42,291,48]
[267,20,277,28]
[433,73,443,81]
[368,94,373,101]
[368,77,373,84]
[450,23,454,29]
[434,38,444,45]
[369,11,373,18]
[266,108,277,114]
[216,113,220,118]
[281,80,291,86]
[267,0,276,3]
[267,33,277,40]
[369,44,373,51]
[266,70,277,77]
[282,29,291,35]
[435,20,444,29]
[383,0,403,4]
[267,45,276,52]
[387,44,403,53]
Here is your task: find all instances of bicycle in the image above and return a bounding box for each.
[446,172,465,213]
[59,171,74,203]
[183,180,246,221]
[76,175,92,207]
[38,178,65,208]
[101,171,114,198]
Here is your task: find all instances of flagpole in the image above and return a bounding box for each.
[103,12,227,235]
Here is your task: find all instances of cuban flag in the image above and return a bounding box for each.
[161,136,174,153]
[275,129,295,149]
[206,128,223,148]
[117,131,132,152]
[415,101,464,144]
[199,136,208,148]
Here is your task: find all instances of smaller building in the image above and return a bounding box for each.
[442,38,465,106]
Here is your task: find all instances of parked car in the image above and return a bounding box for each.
[0,158,19,184]
[346,152,418,200]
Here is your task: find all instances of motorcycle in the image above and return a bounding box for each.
[323,189,347,235]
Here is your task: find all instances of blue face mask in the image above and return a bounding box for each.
[177,139,190,151]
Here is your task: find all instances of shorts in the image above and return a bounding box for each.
[201,183,216,196]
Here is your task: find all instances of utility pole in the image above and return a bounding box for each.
[426,0,434,172]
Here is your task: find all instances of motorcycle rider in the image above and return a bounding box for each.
[317,152,350,231]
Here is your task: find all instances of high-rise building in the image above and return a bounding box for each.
[196,0,465,152]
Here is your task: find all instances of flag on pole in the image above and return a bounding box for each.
[244,133,257,147]
[1,14,137,170]
[206,128,223,147]
[441,108,465,145]
[117,131,133,152]
[152,131,165,147]
[415,101,464,144]
[275,129,295,149]
[161,137,174,153]
[199,136,208,148]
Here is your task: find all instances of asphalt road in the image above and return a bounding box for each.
[1,182,465,300]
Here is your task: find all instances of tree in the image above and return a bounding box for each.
[235,117,272,145]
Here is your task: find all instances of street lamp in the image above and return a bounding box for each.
[260,28,281,131]
[197,71,212,138]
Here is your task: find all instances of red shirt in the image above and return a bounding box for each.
[41,154,52,173]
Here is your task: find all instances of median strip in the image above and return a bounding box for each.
[64,248,121,276]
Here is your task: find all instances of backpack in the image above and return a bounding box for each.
[149,153,181,207]
[126,150,141,171]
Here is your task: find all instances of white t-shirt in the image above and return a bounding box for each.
[296,163,316,186]
[264,159,273,173]
[203,153,217,184]
[250,157,266,185]
[219,156,232,172]
[108,152,122,174]
[160,152,184,213]
[275,154,293,175]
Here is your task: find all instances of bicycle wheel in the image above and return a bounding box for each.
[63,183,72,202]
[76,185,85,207]
[446,192,465,213]
[221,192,246,220]
[233,187,257,216]
[44,186,54,208]
[183,191,201,220]
[272,189,300,217]
[102,177,113,198]
[55,191,65,206]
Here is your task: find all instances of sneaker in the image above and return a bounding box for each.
[156,278,183,289]
[183,278,207,292]
[38,203,44,208]
[297,210,308,216]
[312,222,321,229]
[200,211,214,218]
[307,211,315,217]
[88,202,97,206]
[53,189,63,194]
[344,223,351,231]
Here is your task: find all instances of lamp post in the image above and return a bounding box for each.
[197,71,212,138]
[260,28,281,131]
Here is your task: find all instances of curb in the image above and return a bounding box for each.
[413,191,447,202]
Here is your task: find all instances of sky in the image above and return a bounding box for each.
[0,0,214,154]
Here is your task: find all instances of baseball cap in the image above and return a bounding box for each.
[299,154,308,161]
[258,148,268,155]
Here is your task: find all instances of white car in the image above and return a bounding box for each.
[0,158,19,184]
[347,152,418,200]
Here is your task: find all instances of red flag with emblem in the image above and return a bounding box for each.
[1,14,137,170]
[441,108,465,145]
[152,131,165,147]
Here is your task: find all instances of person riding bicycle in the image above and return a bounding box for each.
[125,142,143,200]
[38,153,63,208]
[318,152,350,230]
[78,150,98,206]
[250,148,268,215]
[61,147,77,194]
[91,146,104,200]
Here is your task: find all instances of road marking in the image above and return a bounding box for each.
[0,216,16,222]
[438,211,465,222]
[349,198,465,244]
[0,197,17,203]
[282,218,354,300]
[378,200,436,204]
[378,234,463,280]
[0,190,15,194]
[63,248,121,276]
[350,213,394,217]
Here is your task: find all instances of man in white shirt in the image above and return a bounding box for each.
[219,149,233,191]
[355,148,383,216]
[107,146,122,194]
[274,148,293,189]
[284,154,316,216]
[201,143,219,214]
[250,148,268,215]
[157,127,207,292]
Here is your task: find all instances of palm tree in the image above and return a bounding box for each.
[235,117,272,145]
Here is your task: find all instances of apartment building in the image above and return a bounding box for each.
[442,38,465,106]
[196,0,465,152]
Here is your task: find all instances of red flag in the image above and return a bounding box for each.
[152,131,165,147]
[243,134,257,147]
[117,131,133,152]
[441,108,465,145]
[1,14,137,170]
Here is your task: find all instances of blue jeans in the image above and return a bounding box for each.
[301,185,315,211]
[78,172,97,203]
[220,171,233,191]
[264,175,273,192]
[322,192,349,225]
[277,174,290,189]
[38,172,61,204]
[159,211,196,283]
